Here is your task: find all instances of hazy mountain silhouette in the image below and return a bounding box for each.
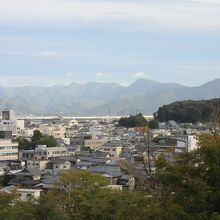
[0,78,219,116]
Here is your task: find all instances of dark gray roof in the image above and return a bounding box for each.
[76,161,93,167]
[78,151,110,158]
[0,185,16,193]
[21,168,41,176]
[55,156,78,162]
[41,174,60,184]
[88,165,123,177]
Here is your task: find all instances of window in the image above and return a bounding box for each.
[27,194,32,199]
[63,166,66,169]
[55,165,59,168]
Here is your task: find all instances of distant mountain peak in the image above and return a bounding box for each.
[0,78,219,116]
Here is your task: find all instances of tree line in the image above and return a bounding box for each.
[118,113,159,129]
[154,98,220,123]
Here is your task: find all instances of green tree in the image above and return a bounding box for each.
[31,130,43,143]
[154,134,220,219]
[118,113,147,128]
[39,135,57,148]
[148,119,159,129]
[16,137,31,150]
[32,130,57,148]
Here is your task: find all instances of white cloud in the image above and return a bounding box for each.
[96,72,107,77]
[0,50,78,58]
[0,75,58,87]
[131,72,151,79]
[0,0,220,30]
[66,72,73,77]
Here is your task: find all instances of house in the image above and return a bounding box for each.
[99,141,123,158]
[17,188,42,201]
[34,174,60,190]
[88,165,124,185]
[50,160,71,175]
[26,159,49,171]
[4,168,41,187]
[0,185,42,201]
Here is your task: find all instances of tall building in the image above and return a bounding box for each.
[0,109,24,136]
[0,131,18,161]
[2,110,16,121]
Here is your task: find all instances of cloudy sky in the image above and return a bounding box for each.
[0,0,220,87]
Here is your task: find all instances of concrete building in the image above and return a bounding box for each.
[99,142,123,158]
[176,135,198,152]
[39,124,66,139]
[26,160,49,171]
[52,160,71,175]
[0,110,24,136]
[84,137,107,151]
[34,145,68,160]
[0,131,18,161]
[17,188,42,201]
[21,145,68,161]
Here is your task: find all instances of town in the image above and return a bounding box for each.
[0,108,209,200]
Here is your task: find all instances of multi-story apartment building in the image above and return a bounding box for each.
[0,131,18,161]
[21,145,68,161]
[84,137,107,151]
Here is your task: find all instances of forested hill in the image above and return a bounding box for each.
[154,98,220,123]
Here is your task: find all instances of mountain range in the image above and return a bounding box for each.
[0,78,220,116]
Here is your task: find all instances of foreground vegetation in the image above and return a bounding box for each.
[1,133,220,220]
[154,98,220,123]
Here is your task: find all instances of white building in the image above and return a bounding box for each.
[176,135,198,152]
[34,145,68,160]
[0,139,18,161]
[17,188,42,201]
[84,137,107,151]
[0,110,24,136]
[99,142,123,158]
[26,159,49,171]
[39,124,66,139]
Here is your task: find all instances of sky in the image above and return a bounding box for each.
[0,0,220,87]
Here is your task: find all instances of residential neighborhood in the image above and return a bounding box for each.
[0,108,207,202]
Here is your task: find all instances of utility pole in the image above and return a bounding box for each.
[108,107,111,122]
[146,129,151,174]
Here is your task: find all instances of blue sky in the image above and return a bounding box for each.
[0,0,220,87]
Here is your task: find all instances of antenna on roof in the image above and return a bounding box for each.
[108,107,111,122]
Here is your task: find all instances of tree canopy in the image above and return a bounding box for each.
[118,113,148,128]
[154,98,220,123]
[17,130,57,150]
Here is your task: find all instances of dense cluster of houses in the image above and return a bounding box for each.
[0,109,210,201]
